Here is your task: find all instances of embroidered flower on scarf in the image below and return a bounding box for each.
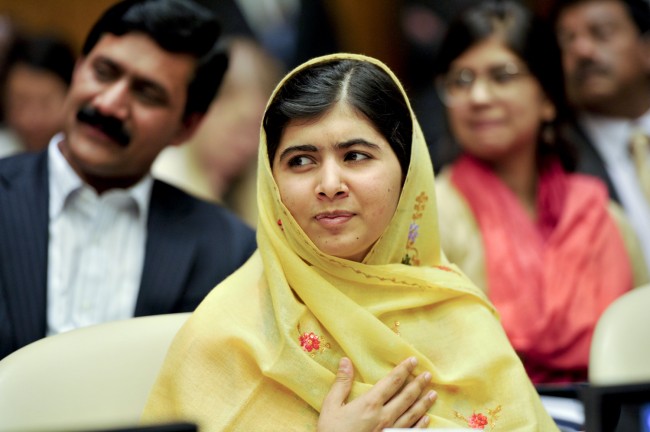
[454,405,501,430]
[435,265,461,275]
[468,413,488,429]
[391,321,401,336]
[297,324,330,357]
[277,218,284,231]
[299,332,320,352]
[401,192,428,266]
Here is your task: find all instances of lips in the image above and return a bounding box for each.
[315,210,355,226]
[470,119,504,131]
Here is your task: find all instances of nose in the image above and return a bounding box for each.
[467,77,493,104]
[316,160,348,199]
[93,79,129,119]
[566,33,596,59]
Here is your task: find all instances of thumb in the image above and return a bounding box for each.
[322,357,354,410]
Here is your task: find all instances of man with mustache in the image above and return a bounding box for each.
[553,0,650,272]
[0,0,256,360]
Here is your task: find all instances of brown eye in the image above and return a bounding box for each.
[288,156,313,167]
[93,60,118,82]
[344,151,370,162]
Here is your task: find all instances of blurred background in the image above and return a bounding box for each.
[0,0,557,224]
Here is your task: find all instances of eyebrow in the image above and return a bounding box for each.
[94,56,171,105]
[277,138,381,162]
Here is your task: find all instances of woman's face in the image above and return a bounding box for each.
[272,102,403,262]
[443,37,555,163]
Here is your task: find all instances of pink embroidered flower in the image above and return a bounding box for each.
[299,332,320,352]
[468,412,489,429]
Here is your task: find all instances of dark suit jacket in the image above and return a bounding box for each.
[0,151,257,359]
[561,121,621,203]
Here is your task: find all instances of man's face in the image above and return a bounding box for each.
[556,0,650,113]
[61,32,199,191]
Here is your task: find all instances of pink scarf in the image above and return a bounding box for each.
[451,155,632,383]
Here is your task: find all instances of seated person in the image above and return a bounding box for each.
[0,0,256,360]
[432,0,649,384]
[141,53,558,431]
[0,34,74,156]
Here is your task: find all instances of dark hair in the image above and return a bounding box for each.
[435,0,577,172]
[6,34,75,86]
[264,59,412,173]
[550,0,650,35]
[83,0,228,118]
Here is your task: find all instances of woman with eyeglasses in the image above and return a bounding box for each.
[433,0,648,384]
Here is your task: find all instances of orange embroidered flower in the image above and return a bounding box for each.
[299,332,320,352]
[454,405,501,431]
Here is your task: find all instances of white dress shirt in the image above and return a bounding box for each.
[47,134,153,335]
[580,111,650,271]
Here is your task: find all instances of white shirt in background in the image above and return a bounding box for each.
[580,111,650,272]
[0,127,24,159]
[46,134,153,336]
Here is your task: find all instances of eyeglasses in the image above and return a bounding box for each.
[436,62,530,106]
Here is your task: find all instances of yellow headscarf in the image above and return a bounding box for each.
[142,53,557,431]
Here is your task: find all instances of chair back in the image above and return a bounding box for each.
[589,285,650,385]
[0,312,191,432]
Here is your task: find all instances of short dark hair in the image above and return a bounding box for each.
[83,0,228,118]
[6,34,75,87]
[550,0,650,35]
[264,59,412,174]
[434,0,577,171]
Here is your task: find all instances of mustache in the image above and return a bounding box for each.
[76,105,131,147]
[570,60,611,84]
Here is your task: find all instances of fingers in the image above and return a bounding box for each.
[386,369,435,428]
[371,357,418,405]
[413,412,432,428]
[321,357,355,412]
[392,386,437,428]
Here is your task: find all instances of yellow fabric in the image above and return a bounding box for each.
[142,53,557,431]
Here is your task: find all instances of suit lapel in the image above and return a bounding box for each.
[567,122,620,202]
[0,153,49,349]
[136,181,197,315]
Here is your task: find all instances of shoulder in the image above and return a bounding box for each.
[0,151,45,174]
[566,173,609,202]
[149,179,256,246]
[151,180,247,221]
[435,167,476,225]
[0,152,47,190]
[434,166,487,291]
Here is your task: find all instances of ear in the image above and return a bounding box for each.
[170,113,204,147]
[541,96,557,123]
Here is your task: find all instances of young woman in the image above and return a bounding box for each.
[434,0,649,384]
[142,53,557,431]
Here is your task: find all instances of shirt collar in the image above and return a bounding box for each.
[579,109,650,162]
[48,133,154,220]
